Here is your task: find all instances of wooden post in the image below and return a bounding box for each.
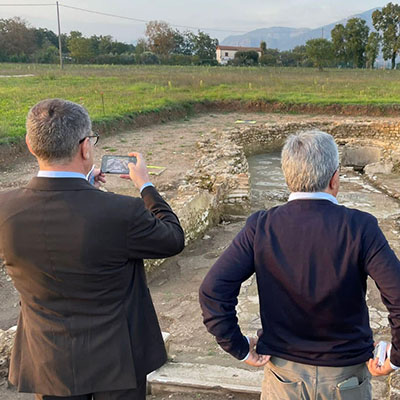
[56,1,63,69]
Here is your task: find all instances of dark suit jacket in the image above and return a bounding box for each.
[0,177,184,396]
[200,199,400,367]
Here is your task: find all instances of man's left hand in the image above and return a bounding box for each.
[367,356,395,376]
[244,336,270,367]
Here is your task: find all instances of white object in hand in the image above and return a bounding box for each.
[374,341,388,367]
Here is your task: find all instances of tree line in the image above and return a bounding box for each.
[0,17,218,65]
[233,2,400,70]
[0,17,135,64]
[1,2,400,68]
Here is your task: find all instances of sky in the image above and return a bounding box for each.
[0,0,392,43]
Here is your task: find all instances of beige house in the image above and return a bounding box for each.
[216,45,262,64]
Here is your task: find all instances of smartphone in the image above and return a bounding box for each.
[101,155,137,174]
[337,376,359,389]
[374,341,388,367]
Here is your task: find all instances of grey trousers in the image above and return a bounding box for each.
[261,357,371,400]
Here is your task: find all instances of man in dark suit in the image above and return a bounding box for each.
[0,99,185,399]
[199,130,400,399]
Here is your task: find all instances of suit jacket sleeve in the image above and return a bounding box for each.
[199,213,258,360]
[363,215,400,366]
[127,186,184,259]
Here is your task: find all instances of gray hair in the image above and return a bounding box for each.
[281,130,339,192]
[26,99,92,163]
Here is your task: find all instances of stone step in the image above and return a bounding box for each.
[147,362,263,396]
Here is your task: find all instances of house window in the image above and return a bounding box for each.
[225,52,229,57]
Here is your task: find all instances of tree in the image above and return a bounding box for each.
[344,18,369,68]
[34,45,59,64]
[259,49,280,66]
[33,28,58,49]
[366,32,380,69]
[172,30,194,55]
[305,38,333,70]
[291,45,311,67]
[98,35,113,54]
[111,41,134,55]
[67,31,95,63]
[331,23,347,66]
[0,17,37,61]
[88,35,101,56]
[331,19,369,68]
[260,41,267,55]
[190,31,218,64]
[232,50,259,66]
[59,33,69,55]
[145,21,175,57]
[135,38,148,57]
[373,2,400,69]
[280,50,296,66]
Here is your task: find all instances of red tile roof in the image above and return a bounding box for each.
[217,45,262,51]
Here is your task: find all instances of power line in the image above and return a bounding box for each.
[0,3,54,6]
[59,4,148,24]
[0,2,249,33]
[59,3,248,34]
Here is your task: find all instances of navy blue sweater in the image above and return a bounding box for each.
[199,200,400,367]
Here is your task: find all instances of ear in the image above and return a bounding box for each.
[80,138,90,160]
[329,170,340,192]
[25,135,36,156]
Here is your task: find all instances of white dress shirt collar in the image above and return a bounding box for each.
[37,171,87,180]
[288,192,339,205]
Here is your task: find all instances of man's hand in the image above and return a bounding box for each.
[244,336,270,368]
[367,356,394,376]
[92,168,106,189]
[120,152,151,190]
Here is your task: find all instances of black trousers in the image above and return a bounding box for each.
[34,378,147,400]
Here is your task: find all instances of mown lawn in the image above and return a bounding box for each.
[1,63,400,143]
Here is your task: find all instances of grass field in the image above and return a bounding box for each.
[1,63,400,143]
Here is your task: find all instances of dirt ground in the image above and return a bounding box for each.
[1,111,400,399]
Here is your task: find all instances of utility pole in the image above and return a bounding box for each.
[321,27,324,39]
[56,1,63,69]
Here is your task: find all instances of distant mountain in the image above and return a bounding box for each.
[222,8,380,51]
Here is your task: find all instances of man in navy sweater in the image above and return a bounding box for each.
[199,131,400,399]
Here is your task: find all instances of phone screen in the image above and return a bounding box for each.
[101,155,137,174]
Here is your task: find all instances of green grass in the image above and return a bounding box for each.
[1,63,400,143]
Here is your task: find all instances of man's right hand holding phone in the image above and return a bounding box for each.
[120,152,152,191]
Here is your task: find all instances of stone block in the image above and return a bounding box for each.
[365,162,394,176]
[341,146,382,167]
